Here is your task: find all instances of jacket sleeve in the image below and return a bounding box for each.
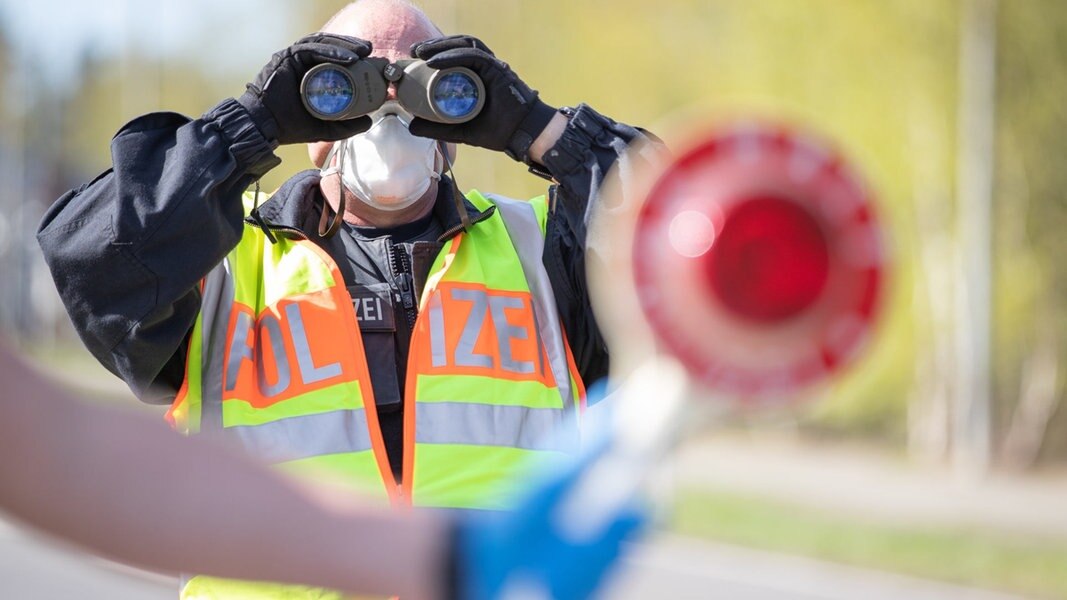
[538,104,664,391]
[37,99,282,404]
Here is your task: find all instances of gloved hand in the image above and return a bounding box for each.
[238,33,374,145]
[448,434,648,600]
[409,35,559,163]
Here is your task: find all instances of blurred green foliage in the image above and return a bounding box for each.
[674,487,1067,598]
[6,0,1067,463]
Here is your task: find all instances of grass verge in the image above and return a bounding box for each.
[671,488,1067,599]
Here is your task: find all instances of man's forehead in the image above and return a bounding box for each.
[325,2,440,58]
[364,27,435,57]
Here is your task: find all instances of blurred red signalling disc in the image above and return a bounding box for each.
[633,123,886,400]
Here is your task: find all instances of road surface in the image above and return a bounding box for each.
[0,518,1029,599]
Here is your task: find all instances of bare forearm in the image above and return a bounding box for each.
[527,112,569,166]
[0,344,446,599]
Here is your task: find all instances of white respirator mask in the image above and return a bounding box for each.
[321,102,442,212]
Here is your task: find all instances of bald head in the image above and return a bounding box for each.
[322,0,443,62]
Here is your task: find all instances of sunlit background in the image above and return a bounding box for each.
[1,1,1066,598]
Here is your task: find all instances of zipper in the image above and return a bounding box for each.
[390,242,418,329]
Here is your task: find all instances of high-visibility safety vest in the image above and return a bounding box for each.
[167,189,586,599]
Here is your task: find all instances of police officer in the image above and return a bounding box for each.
[38,0,656,597]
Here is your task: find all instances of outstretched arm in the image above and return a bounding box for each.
[0,341,447,599]
[0,343,647,599]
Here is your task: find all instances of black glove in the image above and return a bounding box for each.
[409,35,558,163]
[238,33,374,145]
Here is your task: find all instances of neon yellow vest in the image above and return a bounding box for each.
[168,190,586,599]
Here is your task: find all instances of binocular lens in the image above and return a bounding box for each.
[432,72,481,120]
[304,67,355,117]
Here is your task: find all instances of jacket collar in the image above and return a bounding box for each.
[248,170,494,242]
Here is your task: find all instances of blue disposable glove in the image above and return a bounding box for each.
[447,430,648,600]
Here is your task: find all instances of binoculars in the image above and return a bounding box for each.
[300,57,485,124]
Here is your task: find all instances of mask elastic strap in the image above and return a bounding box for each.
[318,142,346,239]
[439,141,471,232]
[249,179,278,244]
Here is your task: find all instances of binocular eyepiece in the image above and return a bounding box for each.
[300,57,485,124]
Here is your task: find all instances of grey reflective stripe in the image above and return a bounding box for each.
[451,287,494,368]
[197,261,236,432]
[488,295,535,374]
[224,409,373,463]
[224,311,254,392]
[429,292,448,367]
[415,402,568,451]
[487,194,576,418]
[256,312,291,398]
[285,303,343,384]
[530,303,547,378]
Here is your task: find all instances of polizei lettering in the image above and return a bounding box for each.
[225,303,344,400]
[427,286,545,379]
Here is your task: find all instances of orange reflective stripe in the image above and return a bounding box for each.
[563,330,588,413]
[298,240,400,503]
[404,234,461,502]
[401,347,416,503]
[420,234,462,307]
[168,275,200,429]
[403,235,464,503]
[166,339,196,430]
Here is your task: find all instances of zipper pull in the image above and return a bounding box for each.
[395,274,415,310]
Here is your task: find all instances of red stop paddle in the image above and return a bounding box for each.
[549,122,888,567]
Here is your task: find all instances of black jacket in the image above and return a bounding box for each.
[38,98,649,406]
